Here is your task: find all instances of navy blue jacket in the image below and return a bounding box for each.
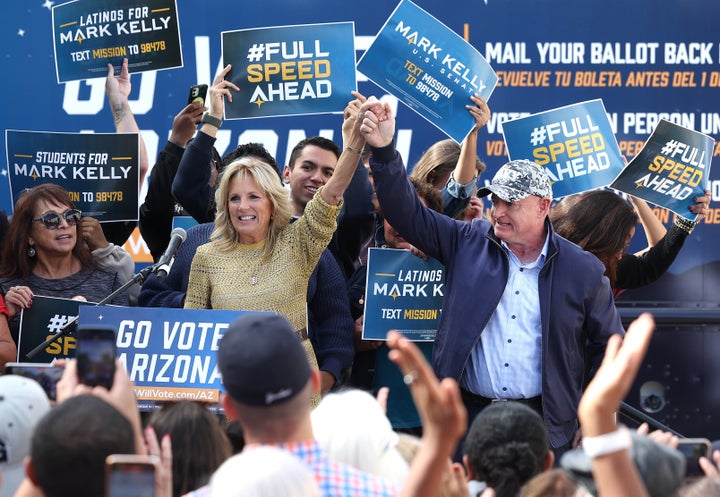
[370,144,624,447]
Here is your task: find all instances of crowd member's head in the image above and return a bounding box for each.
[550,189,638,287]
[223,143,279,181]
[284,136,340,214]
[463,401,553,497]
[519,468,582,497]
[150,401,233,497]
[212,158,294,259]
[0,375,51,497]
[409,138,485,190]
[311,389,409,482]
[0,184,93,278]
[476,159,553,248]
[209,446,320,497]
[27,395,135,497]
[0,210,9,255]
[218,313,316,445]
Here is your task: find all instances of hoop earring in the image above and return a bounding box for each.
[28,246,36,257]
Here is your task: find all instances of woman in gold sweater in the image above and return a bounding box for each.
[184,66,367,394]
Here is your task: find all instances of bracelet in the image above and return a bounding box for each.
[345,145,362,155]
[201,113,223,129]
[582,425,633,459]
[673,216,696,234]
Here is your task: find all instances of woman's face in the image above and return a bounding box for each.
[28,199,78,256]
[227,174,273,244]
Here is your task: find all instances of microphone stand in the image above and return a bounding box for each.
[25,262,161,360]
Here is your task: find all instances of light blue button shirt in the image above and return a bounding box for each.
[461,233,550,399]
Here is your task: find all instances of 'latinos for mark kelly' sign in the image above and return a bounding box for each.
[502,99,624,199]
[611,119,714,219]
[222,22,357,119]
[52,0,182,83]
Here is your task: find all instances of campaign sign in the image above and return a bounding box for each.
[79,306,272,410]
[502,99,624,199]
[611,119,714,219]
[357,0,497,144]
[362,247,444,342]
[52,0,182,83]
[6,130,139,222]
[17,296,93,362]
[222,22,356,119]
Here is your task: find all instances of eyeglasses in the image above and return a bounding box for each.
[32,209,82,230]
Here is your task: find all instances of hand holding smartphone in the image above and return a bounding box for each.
[677,438,711,478]
[106,454,159,497]
[76,324,117,390]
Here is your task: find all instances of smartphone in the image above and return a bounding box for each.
[676,438,711,478]
[76,324,116,390]
[105,454,159,497]
[4,362,65,401]
[187,84,208,106]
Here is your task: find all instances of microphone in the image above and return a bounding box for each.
[155,227,187,280]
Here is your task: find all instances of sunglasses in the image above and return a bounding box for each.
[32,209,82,230]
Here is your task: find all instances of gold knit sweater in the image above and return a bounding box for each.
[184,192,341,402]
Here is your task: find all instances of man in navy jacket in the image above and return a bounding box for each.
[357,97,624,455]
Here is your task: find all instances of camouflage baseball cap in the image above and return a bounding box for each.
[477,159,553,202]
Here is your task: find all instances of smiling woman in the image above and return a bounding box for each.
[0,183,128,350]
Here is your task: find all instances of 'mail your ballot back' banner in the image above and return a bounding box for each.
[222,22,357,119]
[358,0,497,144]
[502,99,624,199]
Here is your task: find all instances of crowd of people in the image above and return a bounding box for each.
[0,60,717,497]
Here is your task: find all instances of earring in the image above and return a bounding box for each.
[28,245,36,257]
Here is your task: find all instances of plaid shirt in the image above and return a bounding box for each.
[184,440,400,497]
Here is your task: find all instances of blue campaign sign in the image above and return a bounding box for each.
[502,99,624,199]
[362,247,445,342]
[52,0,182,83]
[222,22,356,119]
[611,119,713,219]
[5,130,139,222]
[79,306,271,407]
[357,0,497,144]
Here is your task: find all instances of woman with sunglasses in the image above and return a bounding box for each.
[0,184,129,347]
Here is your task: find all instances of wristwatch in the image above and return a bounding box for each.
[201,113,222,129]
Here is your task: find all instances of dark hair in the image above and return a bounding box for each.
[150,401,232,497]
[0,184,95,278]
[464,402,550,497]
[222,143,280,182]
[409,177,444,214]
[550,190,638,287]
[287,136,340,170]
[30,395,135,497]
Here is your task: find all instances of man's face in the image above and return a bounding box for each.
[490,194,548,245]
[283,144,338,212]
